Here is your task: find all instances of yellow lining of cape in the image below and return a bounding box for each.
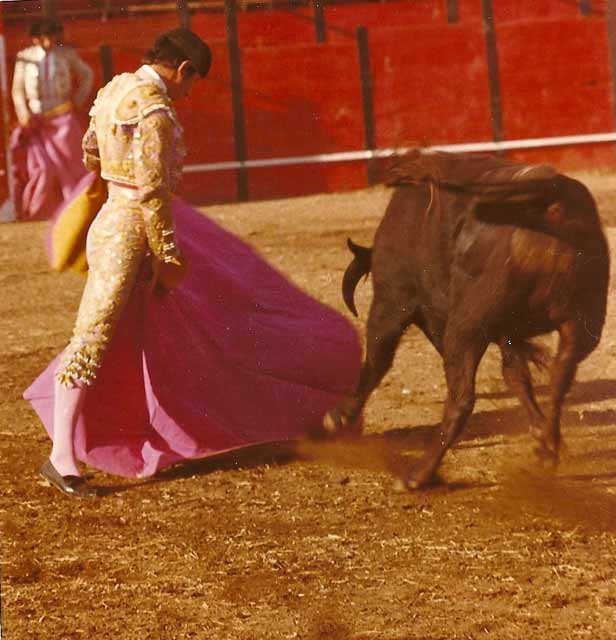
[50,174,108,273]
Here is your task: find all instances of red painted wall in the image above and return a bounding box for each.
[370,23,493,148]
[497,16,616,168]
[2,2,615,205]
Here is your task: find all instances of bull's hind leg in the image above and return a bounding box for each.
[323,293,415,435]
[499,338,546,432]
[404,327,489,489]
[535,320,599,460]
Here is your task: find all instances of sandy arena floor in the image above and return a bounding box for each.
[2,171,616,639]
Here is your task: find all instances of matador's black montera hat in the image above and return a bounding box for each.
[158,28,212,78]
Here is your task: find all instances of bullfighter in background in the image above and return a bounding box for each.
[11,18,93,220]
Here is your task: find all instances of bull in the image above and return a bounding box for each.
[324,150,610,489]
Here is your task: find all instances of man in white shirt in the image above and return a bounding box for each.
[10,18,94,220]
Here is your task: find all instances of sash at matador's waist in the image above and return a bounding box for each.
[42,101,73,118]
[100,167,139,187]
[107,181,177,202]
[108,181,140,200]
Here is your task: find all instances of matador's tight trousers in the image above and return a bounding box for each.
[56,189,148,387]
[51,189,148,476]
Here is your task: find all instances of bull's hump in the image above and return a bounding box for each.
[385,150,557,190]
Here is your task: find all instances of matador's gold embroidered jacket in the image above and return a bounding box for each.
[82,65,185,264]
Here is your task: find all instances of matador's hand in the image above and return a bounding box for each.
[149,255,188,295]
[22,113,43,128]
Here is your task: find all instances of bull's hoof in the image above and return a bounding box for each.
[530,431,560,465]
[529,425,561,464]
[393,477,409,493]
[322,409,350,437]
[533,442,561,468]
[395,469,442,492]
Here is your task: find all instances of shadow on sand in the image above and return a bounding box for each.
[99,377,616,505]
[96,441,298,496]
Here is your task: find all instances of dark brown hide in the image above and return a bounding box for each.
[325,151,610,489]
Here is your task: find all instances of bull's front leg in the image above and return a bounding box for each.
[402,332,488,490]
[323,294,414,437]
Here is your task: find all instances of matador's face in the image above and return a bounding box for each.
[168,62,200,101]
[34,34,59,51]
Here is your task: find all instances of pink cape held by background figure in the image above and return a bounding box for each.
[10,18,94,221]
[24,171,362,478]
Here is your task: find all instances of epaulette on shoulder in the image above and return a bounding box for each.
[88,85,105,116]
[89,73,126,116]
[113,81,173,126]
[16,45,41,65]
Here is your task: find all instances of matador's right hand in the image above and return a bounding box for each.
[22,113,43,128]
[149,255,188,296]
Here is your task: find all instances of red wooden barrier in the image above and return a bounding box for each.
[456,0,483,22]
[369,22,493,148]
[1,3,615,206]
[242,41,366,199]
[327,0,449,38]
[492,0,585,22]
[497,16,616,168]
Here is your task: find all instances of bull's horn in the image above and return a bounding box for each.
[343,238,372,317]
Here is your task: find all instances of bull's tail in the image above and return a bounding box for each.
[517,339,550,373]
[343,239,372,317]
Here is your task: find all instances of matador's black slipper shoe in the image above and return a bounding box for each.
[39,460,99,498]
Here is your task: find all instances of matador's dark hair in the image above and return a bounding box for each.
[30,18,63,38]
[143,28,212,78]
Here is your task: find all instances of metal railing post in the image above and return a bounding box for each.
[225,0,249,201]
[481,0,504,143]
[314,1,326,43]
[177,0,191,28]
[357,26,377,185]
[99,44,114,85]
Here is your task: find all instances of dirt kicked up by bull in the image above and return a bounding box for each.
[323,150,610,491]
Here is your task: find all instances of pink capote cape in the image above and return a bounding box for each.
[11,111,87,221]
[24,192,362,478]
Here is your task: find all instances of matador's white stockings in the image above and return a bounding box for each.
[50,379,86,477]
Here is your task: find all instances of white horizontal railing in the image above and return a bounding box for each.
[1,131,614,179]
[182,132,616,174]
